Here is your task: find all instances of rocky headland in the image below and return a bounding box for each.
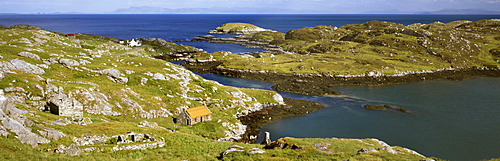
[184,19,500,95]
[208,22,273,35]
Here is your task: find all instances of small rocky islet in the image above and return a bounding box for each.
[0,23,444,160]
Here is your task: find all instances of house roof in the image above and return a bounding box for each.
[186,106,211,118]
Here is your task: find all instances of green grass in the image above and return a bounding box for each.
[0,24,445,160]
[195,19,500,76]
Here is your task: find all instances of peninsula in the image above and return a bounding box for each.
[185,20,500,95]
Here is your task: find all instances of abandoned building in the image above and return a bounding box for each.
[177,105,212,126]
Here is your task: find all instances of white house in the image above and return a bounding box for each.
[127,39,142,47]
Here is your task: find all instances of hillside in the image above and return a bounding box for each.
[0,25,436,160]
[192,20,500,76]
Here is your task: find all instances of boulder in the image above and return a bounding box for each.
[248,148,266,154]
[1,91,50,148]
[17,52,40,60]
[99,68,128,84]
[55,144,81,156]
[357,147,378,154]
[38,126,66,141]
[0,59,45,75]
[59,58,80,67]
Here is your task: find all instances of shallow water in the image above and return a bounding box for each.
[257,77,500,161]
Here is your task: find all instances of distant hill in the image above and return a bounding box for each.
[419,9,500,15]
[108,6,300,14]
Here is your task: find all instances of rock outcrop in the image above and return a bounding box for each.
[0,59,45,75]
[54,144,82,156]
[0,90,51,148]
[99,68,128,84]
[208,23,272,34]
[219,144,266,159]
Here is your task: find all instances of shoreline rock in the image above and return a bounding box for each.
[238,97,324,143]
[181,60,500,95]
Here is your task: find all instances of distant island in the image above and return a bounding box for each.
[419,9,500,15]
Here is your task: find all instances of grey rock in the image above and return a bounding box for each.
[420,159,436,161]
[59,58,80,67]
[79,59,91,65]
[74,88,119,116]
[248,148,266,154]
[112,141,165,151]
[73,134,110,146]
[17,132,51,148]
[38,126,66,141]
[43,58,58,65]
[0,126,9,137]
[357,147,378,154]
[0,59,45,75]
[1,92,50,148]
[55,144,81,156]
[99,68,128,84]
[378,146,397,154]
[220,146,245,159]
[152,73,169,80]
[17,52,40,60]
[48,118,73,125]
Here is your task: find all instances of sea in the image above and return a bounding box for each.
[1,14,499,161]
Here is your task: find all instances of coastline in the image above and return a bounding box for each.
[238,97,325,143]
[180,59,500,95]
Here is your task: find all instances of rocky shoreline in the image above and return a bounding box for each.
[191,35,289,55]
[238,97,324,143]
[181,59,500,95]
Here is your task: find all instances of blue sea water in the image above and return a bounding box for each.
[1,14,499,161]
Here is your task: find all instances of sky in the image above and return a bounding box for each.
[1,0,500,14]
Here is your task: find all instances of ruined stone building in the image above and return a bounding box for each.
[177,105,212,126]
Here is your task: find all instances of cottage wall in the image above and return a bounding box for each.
[176,110,193,126]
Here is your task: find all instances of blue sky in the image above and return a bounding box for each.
[1,0,499,14]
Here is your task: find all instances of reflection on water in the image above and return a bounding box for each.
[196,72,500,161]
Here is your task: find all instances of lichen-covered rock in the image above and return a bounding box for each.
[54,144,81,156]
[59,58,81,67]
[17,52,41,60]
[99,68,128,84]
[74,87,120,116]
[38,126,66,141]
[0,59,45,75]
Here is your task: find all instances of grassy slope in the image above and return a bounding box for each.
[0,25,434,160]
[195,20,500,75]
